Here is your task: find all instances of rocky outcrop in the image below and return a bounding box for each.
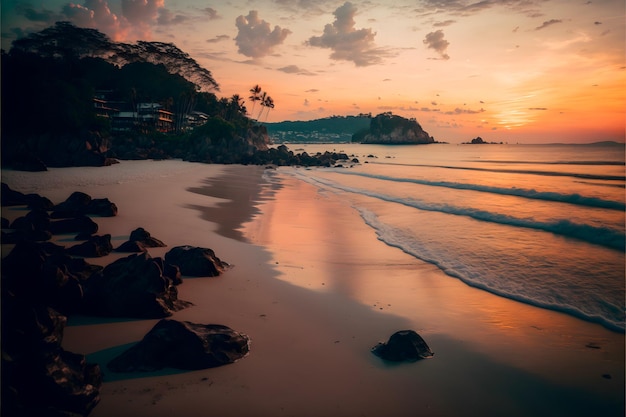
[107,319,250,372]
[52,191,118,218]
[353,113,434,145]
[1,296,103,417]
[164,245,230,277]
[1,183,53,209]
[1,240,91,315]
[2,131,118,171]
[67,234,114,257]
[371,330,434,362]
[82,252,191,318]
[115,227,166,252]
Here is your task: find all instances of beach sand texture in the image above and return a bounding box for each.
[2,160,624,417]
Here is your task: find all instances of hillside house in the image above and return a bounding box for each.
[110,103,175,133]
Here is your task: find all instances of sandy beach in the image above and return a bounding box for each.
[2,160,624,417]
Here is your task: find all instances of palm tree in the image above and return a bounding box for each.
[248,84,262,116]
[263,96,274,121]
[227,94,246,120]
[257,91,267,120]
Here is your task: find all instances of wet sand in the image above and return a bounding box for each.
[1,161,623,417]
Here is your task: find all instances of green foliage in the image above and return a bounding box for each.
[1,49,97,135]
[1,23,262,146]
[266,115,371,135]
[191,117,236,142]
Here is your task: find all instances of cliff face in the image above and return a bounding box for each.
[353,113,434,144]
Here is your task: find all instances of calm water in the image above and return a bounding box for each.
[276,143,626,332]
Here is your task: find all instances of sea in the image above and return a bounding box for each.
[273,142,625,333]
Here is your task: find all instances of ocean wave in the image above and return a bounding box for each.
[295,172,625,251]
[370,161,626,181]
[336,171,626,210]
[356,207,625,333]
[469,159,625,166]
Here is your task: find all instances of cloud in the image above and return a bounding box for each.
[62,0,123,39]
[433,19,456,27]
[202,7,219,20]
[423,29,450,60]
[277,65,316,75]
[207,34,230,43]
[15,4,57,22]
[306,2,391,66]
[122,0,164,25]
[443,107,485,115]
[304,98,310,106]
[416,0,546,18]
[528,107,548,110]
[305,89,319,93]
[535,19,562,30]
[157,8,188,25]
[234,10,291,58]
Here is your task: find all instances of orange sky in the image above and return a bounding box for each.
[2,0,625,143]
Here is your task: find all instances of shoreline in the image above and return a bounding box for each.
[2,161,624,417]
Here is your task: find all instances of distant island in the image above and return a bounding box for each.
[352,112,435,145]
[266,113,437,145]
[462,136,503,145]
[266,114,371,143]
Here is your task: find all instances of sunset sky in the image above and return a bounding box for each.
[2,0,625,143]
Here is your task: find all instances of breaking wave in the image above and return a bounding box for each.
[370,161,626,181]
[356,207,625,333]
[295,172,625,251]
[335,171,626,211]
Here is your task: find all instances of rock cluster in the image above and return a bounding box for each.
[1,184,240,416]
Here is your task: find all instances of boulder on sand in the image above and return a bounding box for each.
[107,319,250,372]
[164,245,230,277]
[371,330,434,362]
[82,252,191,318]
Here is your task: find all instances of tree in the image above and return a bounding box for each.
[227,94,246,121]
[248,84,262,116]
[263,96,275,121]
[257,91,267,120]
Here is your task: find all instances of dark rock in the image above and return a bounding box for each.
[25,194,54,210]
[26,209,51,230]
[114,240,148,253]
[75,231,95,241]
[82,252,191,318]
[49,216,98,235]
[1,183,53,209]
[7,211,52,242]
[9,153,48,172]
[107,319,250,372]
[67,234,113,257]
[1,241,92,314]
[164,245,229,277]
[86,198,118,217]
[52,192,92,218]
[371,330,434,362]
[160,259,183,286]
[1,228,52,243]
[1,296,102,417]
[1,217,9,229]
[129,227,166,247]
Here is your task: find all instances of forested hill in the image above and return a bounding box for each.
[9,21,219,92]
[265,115,371,143]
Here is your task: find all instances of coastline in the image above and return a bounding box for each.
[1,161,623,417]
